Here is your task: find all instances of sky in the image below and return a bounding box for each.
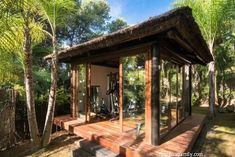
[107,0,175,25]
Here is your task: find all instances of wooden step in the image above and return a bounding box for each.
[76,139,123,157]
[72,148,94,157]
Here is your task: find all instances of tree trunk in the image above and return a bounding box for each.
[198,70,203,100]
[9,89,16,146]
[208,42,215,118]
[42,37,58,147]
[23,27,40,145]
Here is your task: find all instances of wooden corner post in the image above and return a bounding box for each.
[85,63,91,122]
[151,44,161,145]
[145,48,152,144]
[71,63,78,118]
[145,44,161,145]
[119,59,123,132]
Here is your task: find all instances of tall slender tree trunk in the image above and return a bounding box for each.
[208,42,215,118]
[42,37,58,147]
[198,70,203,100]
[23,26,40,145]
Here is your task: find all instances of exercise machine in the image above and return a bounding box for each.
[106,72,119,118]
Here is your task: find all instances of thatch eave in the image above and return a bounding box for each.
[44,7,213,64]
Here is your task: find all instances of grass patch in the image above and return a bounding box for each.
[201,109,235,157]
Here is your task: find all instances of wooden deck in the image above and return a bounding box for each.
[54,114,206,157]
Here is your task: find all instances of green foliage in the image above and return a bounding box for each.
[36,0,76,38]
[0,0,46,87]
[58,0,110,45]
[173,0,235,107]
[215,30,235,99]
[216,31,235,75]
[107,18,128,33]
[0,0,128,115]
[56,87,70,107]
[173,0,235,46]
[122,54,145,114]
[34,69,51,96]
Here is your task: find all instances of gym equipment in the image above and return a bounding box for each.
[89,72,119,119]
[106,72,119,118]
[90,85,100,114]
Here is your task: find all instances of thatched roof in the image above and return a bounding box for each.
[45,7,213,64]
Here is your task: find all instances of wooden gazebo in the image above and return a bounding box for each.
[47,7,213,156]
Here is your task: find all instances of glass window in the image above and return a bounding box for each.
[183,65,190,117]
[160,60,170,135]
[178,66,184,122]
[160,60,187,136]
[122,53,146,137]
[77,64,87,117]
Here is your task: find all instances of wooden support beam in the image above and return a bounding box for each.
[189,65,192,116]
[119,59,123,132]
[151,44,161,145]
[162,45,191,65]
[71,64,79,118]
[71,44,151,65]
[167,30,194,53]
[85,63,91,122]
[145,48,152,144]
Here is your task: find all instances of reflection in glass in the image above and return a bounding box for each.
[160,60,169,135]
[160,60,185,136]
[77,64,87,117]
[178,67,184,122]
[122,53,146,137]
[169,64,177,129]
[184,65,190,117]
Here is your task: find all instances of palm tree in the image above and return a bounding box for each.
[0,0,45,145]
[173,0,235,117]
[0,18,22,85]
[1,0,75,146]
[35,0,75,146]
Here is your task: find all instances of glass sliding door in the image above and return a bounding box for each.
[183,65,190,117]
[169,64,178,129]
[177,66,184,122]
[77,64,87,119]
[160,60,171,135]
[160,60,187,136]
[122,53,146,137]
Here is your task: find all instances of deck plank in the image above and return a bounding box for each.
[54,113,206,157]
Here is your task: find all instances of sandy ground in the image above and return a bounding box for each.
[30,132,83,157]
[0,131,86,157]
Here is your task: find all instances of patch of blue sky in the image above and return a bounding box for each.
[107,0,175,25]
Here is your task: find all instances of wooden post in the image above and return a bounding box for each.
[151,44,161,145]
[168,70,172,130]
[176,66,179,124]
[145,48,152,144]
[189,65,192,116]
[70,65,74,117]
[85,63,91,122]
[75,66,79,117]
[119,59,123,132]
[71,64,78,118]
